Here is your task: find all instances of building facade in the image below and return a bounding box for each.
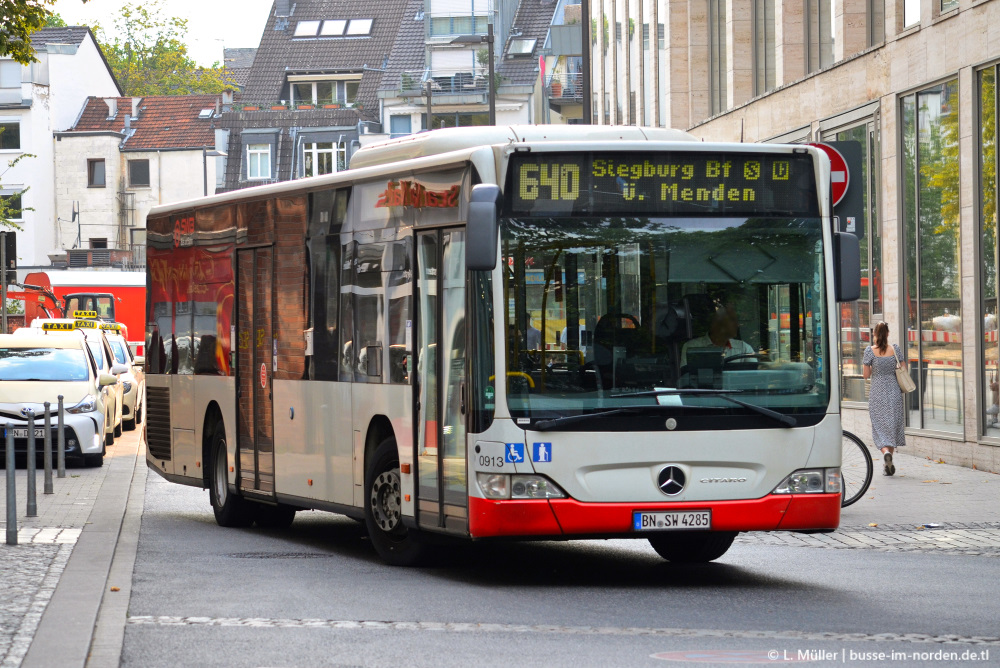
[54,95,229,269]
[0,27,121,270]
[589,0,1000,471]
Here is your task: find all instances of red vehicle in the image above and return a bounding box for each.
[9,271,147,355]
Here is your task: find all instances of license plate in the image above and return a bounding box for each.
[9,428,46,439]
[633,510,712,531]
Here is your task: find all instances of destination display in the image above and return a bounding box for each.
[508,151,819,217]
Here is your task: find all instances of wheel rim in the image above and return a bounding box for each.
[370,469,402,533]
[214,439,228,506]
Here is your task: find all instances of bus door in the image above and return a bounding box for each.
[415,228,468,533]
[236,247,276,496]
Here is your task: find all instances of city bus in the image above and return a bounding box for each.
[143,125,860,566]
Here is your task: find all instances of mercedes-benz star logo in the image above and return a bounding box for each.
[657,466,686,496]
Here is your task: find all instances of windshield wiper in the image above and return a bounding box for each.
[610,389,797,428]
[532,407,647,431]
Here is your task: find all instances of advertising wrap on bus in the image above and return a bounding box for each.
[140,127,856,568]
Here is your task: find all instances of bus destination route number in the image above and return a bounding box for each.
[633,510,712,531]
[510,152,818,217]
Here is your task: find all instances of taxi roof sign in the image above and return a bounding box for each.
[72,310,99,319]
[74,319,98,329]
[99,322,122,331]
[42,322,75,331]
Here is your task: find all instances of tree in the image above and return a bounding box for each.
[45,12,67,28]
[0,0,89,64]
[0,150,33,231]
[95,0,233,96]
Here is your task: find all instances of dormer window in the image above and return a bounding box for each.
[290,78,360,106]
[294,21,321,36]
[345,19,373,35]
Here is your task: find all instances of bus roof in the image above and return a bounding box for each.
[349,125,696,170]
[47,271,146,288]
[146,125,697,221]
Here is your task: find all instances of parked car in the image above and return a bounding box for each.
[0,330,118,466]
[103,327,145,431]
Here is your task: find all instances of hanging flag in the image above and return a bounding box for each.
[539,54,545,84]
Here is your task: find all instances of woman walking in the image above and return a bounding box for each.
[863,322,907,475]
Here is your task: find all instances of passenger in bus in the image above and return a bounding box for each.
[680,305,756,367]
[527,318,541,351]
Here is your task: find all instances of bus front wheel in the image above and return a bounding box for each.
[648,531,737,563]
[365,437,425,566]
[209,423,253,528]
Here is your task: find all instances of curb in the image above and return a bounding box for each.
[20,432,144,668]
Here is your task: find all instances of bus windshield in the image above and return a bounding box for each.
[501,214,829,425]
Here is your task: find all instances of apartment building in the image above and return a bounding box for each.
[590,0,1000,470]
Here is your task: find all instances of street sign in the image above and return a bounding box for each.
[809,141,865,241]
[809,143,849,206]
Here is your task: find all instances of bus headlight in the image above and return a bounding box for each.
[772,468,841,494]
[476,473,567,500]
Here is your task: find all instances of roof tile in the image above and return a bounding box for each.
[68,95,222,151]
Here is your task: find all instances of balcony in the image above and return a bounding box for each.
[425,13,492,41]
[398,70,490,100]
[547,72,584,100]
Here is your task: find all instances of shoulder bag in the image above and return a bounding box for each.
[893,346,916,393]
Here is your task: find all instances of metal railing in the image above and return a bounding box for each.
[398,70,490,97]
[425,13,492,39]
[547,72,584,99]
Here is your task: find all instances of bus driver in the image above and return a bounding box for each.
[680,305,756,366]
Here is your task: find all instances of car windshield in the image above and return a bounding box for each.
[0,347,90,381]
[502,215,830,424]
[109,340,128,365]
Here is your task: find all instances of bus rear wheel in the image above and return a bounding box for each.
[365,437,425,566]
[648,531,737,563]
[209,422,253,528]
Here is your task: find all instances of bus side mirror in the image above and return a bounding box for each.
[834,231,861,302]
[467,184,501,271]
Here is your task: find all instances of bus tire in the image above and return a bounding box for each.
[365,437,425,566]
[648,531,737,563]
[209,423,253,528]
[253,503,297,529]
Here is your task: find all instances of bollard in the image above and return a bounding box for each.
[57,395,65,479]
[6,424,16,545]
[26,410,37,518]
[43,402,53,495]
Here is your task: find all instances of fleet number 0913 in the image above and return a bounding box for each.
[518,163,581,201]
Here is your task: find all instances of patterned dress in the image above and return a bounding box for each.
[863,344,907,449]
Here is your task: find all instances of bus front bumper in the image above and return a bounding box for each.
[468,493,841,539]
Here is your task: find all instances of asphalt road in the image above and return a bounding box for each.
[121,475,1000,668]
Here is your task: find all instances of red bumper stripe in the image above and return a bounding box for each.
[469,494,841,538]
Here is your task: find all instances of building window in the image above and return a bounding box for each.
[657,23,665,49]
[642,23,649,50]
[294,21,321,36]
[89,238,108,249]
[979,66,999,437]
[247,144,271,180]
[88,159,106,187]
[901,79,962,433]
[903,0,920,28]
[753,0,776,96]
[940,0,958,13]
[429,15,488,36]
[828,121,881,404]
[615,22,622,42]
[1,191,22,221]
[302,142,347,177]
[708,0,727,115]
[295,19,372,38]
[868,0,885,46]
[423,112,489,131]
[389,115,412,138]
[128,159,150,187]
[604,93,610,124]
[0,61,19,89]
[290,80,359,106]
[806,0,834,74]
[0,121,19,150]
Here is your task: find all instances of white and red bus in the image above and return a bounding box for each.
[143,126,859,565]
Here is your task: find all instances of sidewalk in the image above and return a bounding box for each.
[0,427,145,668]
[0,435,998,668]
